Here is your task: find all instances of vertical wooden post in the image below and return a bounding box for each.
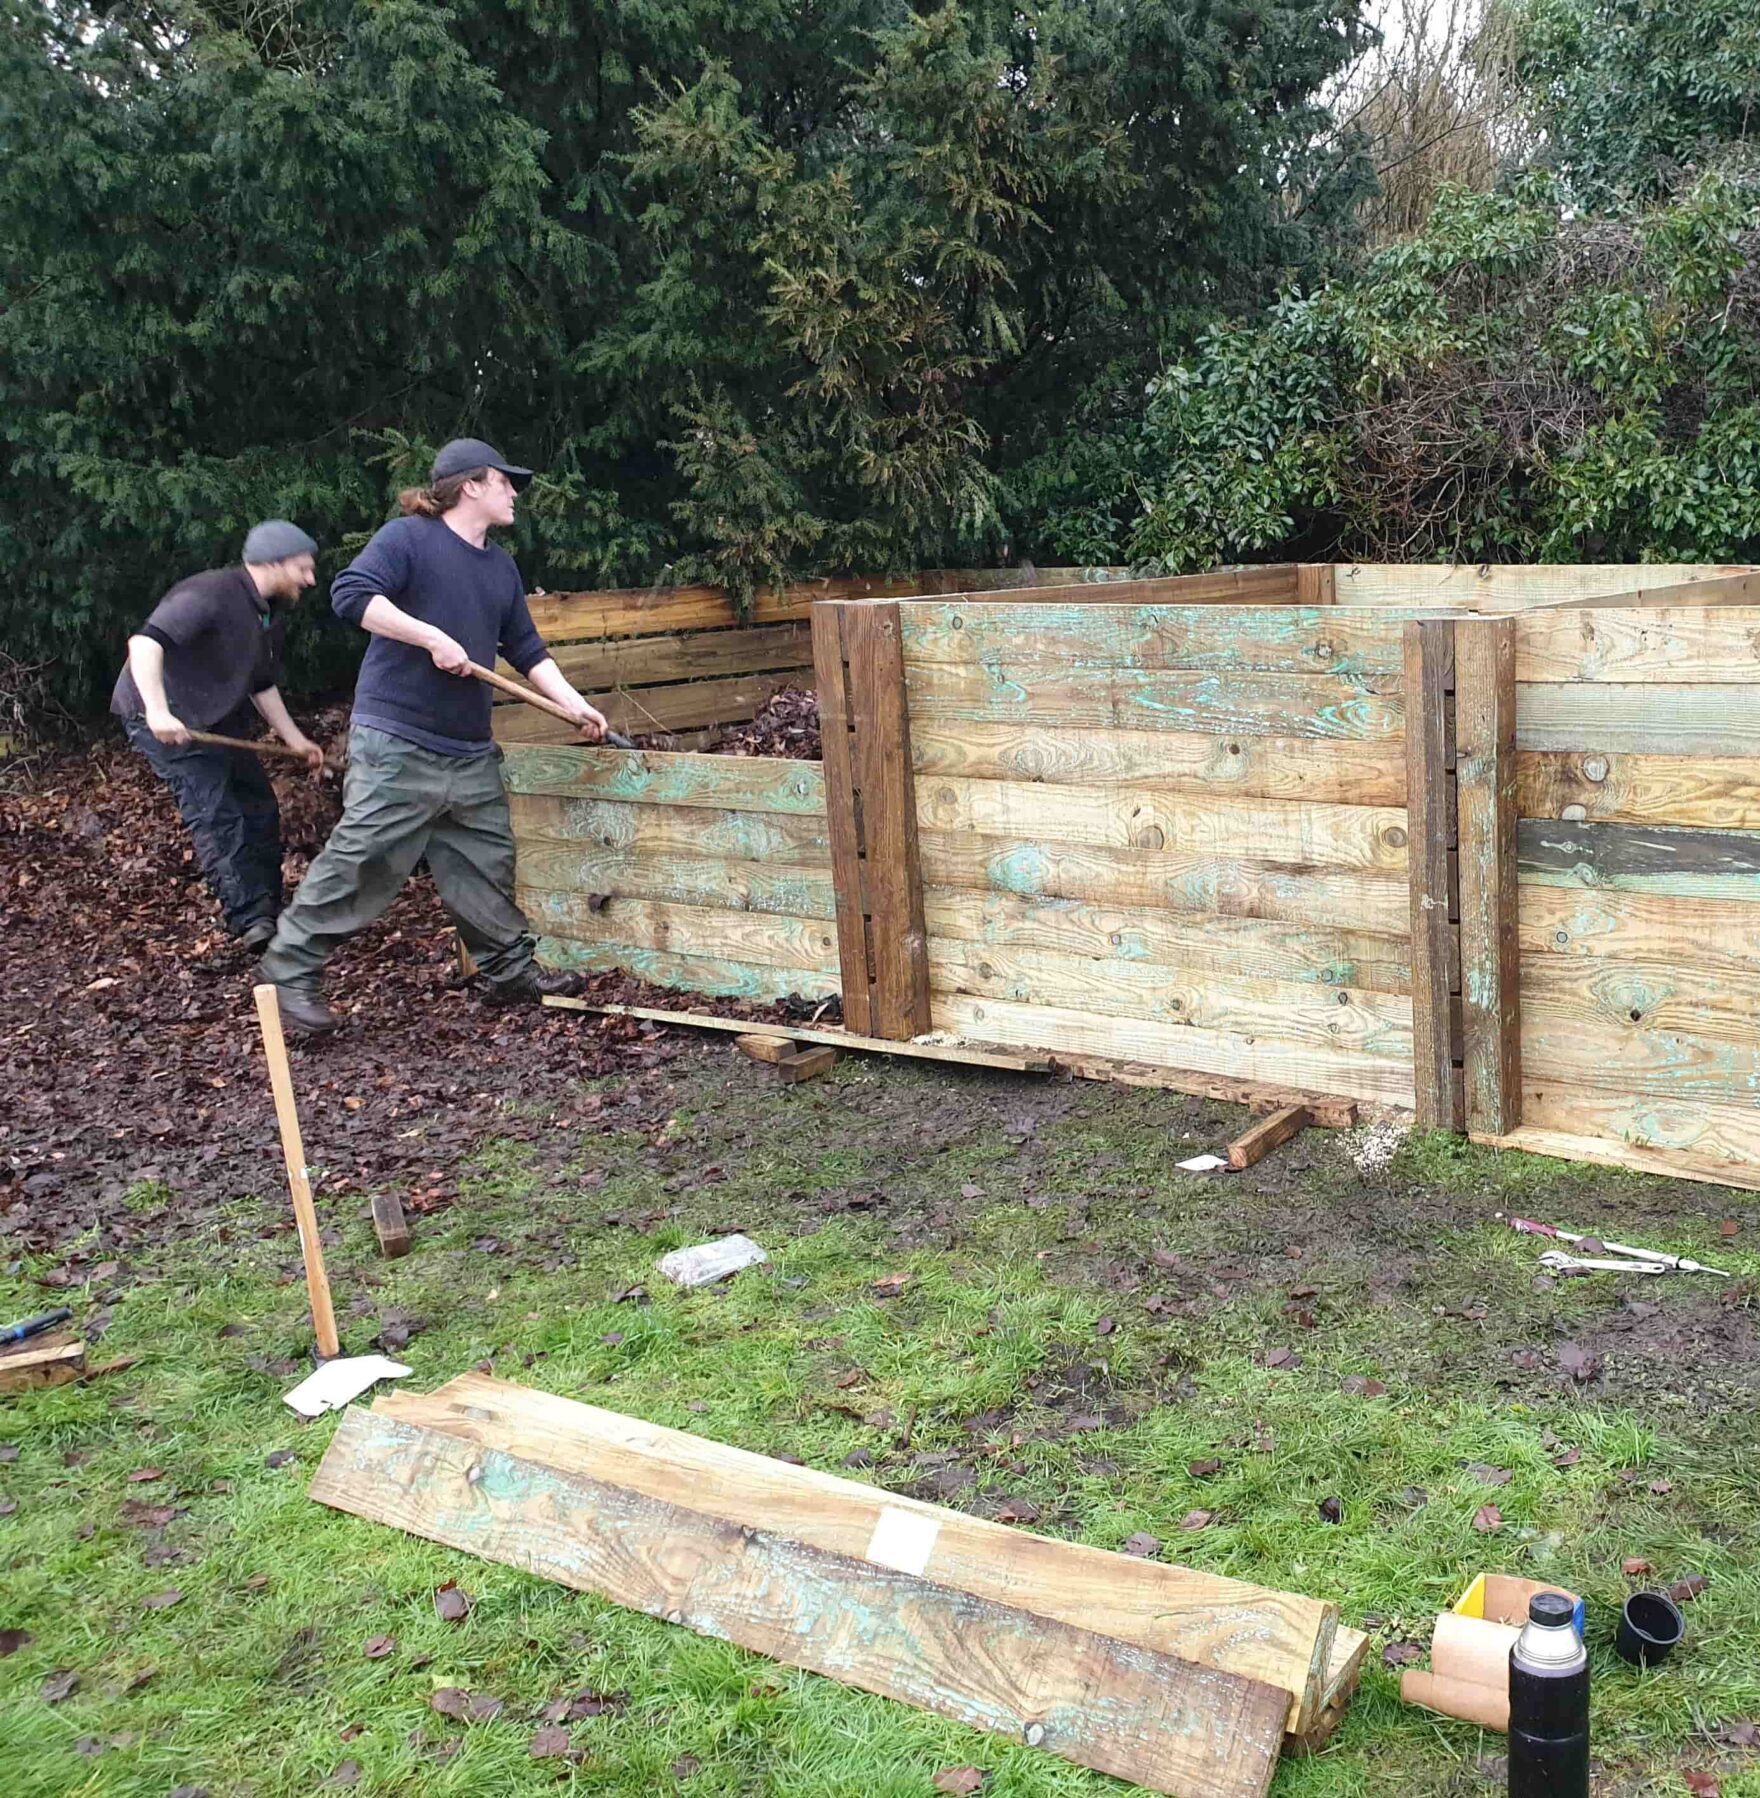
[1403,620,1463,1131]
[1455,617,1522,1134]
[1294,564,1337,606]
[811,600,931,1038]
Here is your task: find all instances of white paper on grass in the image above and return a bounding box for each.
[1177,1153,1231,1173]
[282,1355,411,1417]
[657,1233,768,1288]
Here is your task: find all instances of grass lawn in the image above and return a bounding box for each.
[3,1044,1757,1797]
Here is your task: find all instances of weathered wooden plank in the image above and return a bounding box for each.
[1515,751,1760,829]
[1226,1105,1310,1171]
[534,937,838,1003]
[813,599,874,1033]
[1334,563,1752,611]
[1457,619,1521,1134]
[1517,574,1760,615]
[844,602,931,1038]
[503,622,812,690]
[921,566,1302,609]
[376,1373,1336,1736]
[1517,817,1760,890]
[1514,606,1760,683]
[0,1335,85,1393]
[1294,565,1337,607]
[927,940,1414,1062]
[1519,995,1760,1102]
[1515,684,1760,755]
[1519,883,1760,970]
[918,829,1413,938]
[512,794,829,865]
[519,892,840,974]
[312,1411,1289,1798]
[911,721,1406,805]
[541,998,1051,1072]
[494,671,802,743]
[1473,1089,1760,1192]
[916,776,1409,871]
[931,994,1416,1106]
[503,745,826,814]
[1521,950,1760,1032]
[511,842,837,920]
[1405,620,1463,1130]
[896,604,1408,675]
[906,663,1404,740]
[1049,1053,1359,1129]
[922,886,1414,995]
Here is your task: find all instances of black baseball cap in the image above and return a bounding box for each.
[430,437,535,492]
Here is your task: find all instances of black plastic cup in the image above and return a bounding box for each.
[1617,1590,1684,1667]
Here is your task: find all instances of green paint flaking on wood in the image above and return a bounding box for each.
[535,938,838,1004]
[513,846,838,919]
[989,844,1053,896]
[503,745,827,814]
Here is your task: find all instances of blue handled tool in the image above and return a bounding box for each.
[2,1306,71,1345]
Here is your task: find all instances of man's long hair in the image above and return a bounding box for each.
[397,468,488,518]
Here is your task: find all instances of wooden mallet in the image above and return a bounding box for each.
[252,983,341,1360]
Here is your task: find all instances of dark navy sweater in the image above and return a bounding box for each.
[331,515,548,754]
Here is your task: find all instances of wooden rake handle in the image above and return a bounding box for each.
[187,729,340,771]
[464,661,634,748]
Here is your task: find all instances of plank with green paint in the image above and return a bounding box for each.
[896,603,1411,675]
[1519,884,1760,971]
[916,774,1409,870]
[1516,751,1760,829]
[910,721,1407,803]
[1483,1083,1760,1190]
[518,892,840,974]
[917,828,1412,937]
[507,621,811,692]
[905,663,1405,740]
[1520,996,1760,1103]
[1518,818,1760,895]
[1521,950,1760,1033]
[513,794,830,865]
[511,842,837,920]
[926,939,1414,1061]
[1516,683,1760,755]
[535,937,838,1004]
[921,886,1415,994]
[504,746,826,814]
[309,1410,1288,1798]
[930,993,1415,1105]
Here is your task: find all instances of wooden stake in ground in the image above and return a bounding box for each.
[252,983,341,1360]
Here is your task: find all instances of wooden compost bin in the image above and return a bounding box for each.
[503,561,1760,1191]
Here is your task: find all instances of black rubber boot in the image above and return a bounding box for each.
[264,982,339,1037]
[481,967,589,1008]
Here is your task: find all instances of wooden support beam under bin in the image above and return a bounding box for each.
[1404,619,1464,1131]
[811,600,931,1039]
[1455,617,1522,1135]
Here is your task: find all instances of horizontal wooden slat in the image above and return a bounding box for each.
[513,794,829,865]
[897,604,1409,675]
[919,567,1302,609]
[1514,606,1760,682]
[512,843,837,919]
[931,994,1414,1106]
[525,584,813,642]
[503,623,812,691]
[503,746,825,814]
[906,664,1403,740]
[1335,564,1753,611]
[1519,884,1760,970]
[918,829,1412,937]
[494,671,802,743]
[916,776,1408,871]
[520,892,840,973]
[922,886,1414,994]
[1515,751,1760,829]
[1474,1088,1760,1192]
[911,722,1405,804]
[1516,684,1760,755]
[1520,999,1760,1102]
[1522,950,1760,1032]
[927,940,1414,1062]
[1518,819,1760,898]
[535,937,838,1003]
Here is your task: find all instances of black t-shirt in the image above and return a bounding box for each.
[110,567,285,728]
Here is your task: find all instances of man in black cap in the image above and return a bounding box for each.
[259,440,608,1035]
[113,521,326,951]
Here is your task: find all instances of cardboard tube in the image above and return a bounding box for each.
[1431,1612,1520,1691]
[1401,1668,1511,1732]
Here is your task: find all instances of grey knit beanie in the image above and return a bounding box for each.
[243,520,318,563]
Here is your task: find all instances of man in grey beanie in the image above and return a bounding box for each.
[112,521,327,950]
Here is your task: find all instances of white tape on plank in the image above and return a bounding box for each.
[864,1505,941,1577]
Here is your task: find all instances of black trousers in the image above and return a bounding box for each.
[125,708,284,935]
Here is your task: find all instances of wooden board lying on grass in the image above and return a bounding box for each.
[313,1408,1290,1798]
[0,1333,85,1393]
[367,1374,1339,1738]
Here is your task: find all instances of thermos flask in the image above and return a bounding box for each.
[1509,1590,1590,1796]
